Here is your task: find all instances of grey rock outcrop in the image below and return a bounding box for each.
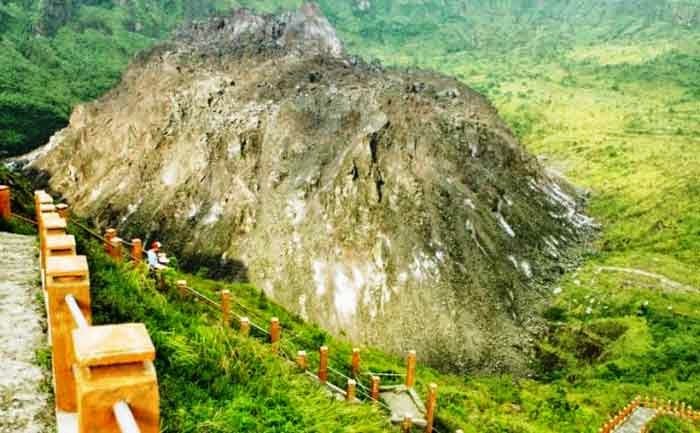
[30,4,593,372]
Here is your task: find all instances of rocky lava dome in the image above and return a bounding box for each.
[30,4,593,372]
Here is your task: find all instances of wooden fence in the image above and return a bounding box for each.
[598,396,700,433]
[32,189,159,433]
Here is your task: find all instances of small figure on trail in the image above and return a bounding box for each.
[146,241,169,270]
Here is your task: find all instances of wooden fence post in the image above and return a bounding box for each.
[157,270,166,292]
[45,255,91,411]
[110,237,123,261]
[104,228,117,254]
[424,383,438,433]
[351,348,360,377]
[56,203,69,220]
[43,234,77,270]
[270,317,280,353]
[131,238,143,263]
[221,290,231,327]
[240,317,251,336]
[297,351,307,370]
[370,375,380,401]
[319,346,329,384]
[176,280,188,297]
[406,350,417,388]
[40,213,67,270]
[0,185,10,221]
[34,191,42,221]
[346,379,356,402]
[401,414,412,433]
[73,323,159,433]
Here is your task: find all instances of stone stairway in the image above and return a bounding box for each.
[613,407,657,433]
[0,232,52,433]
[612,407,657,433]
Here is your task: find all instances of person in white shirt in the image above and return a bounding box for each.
[146,241,167,270]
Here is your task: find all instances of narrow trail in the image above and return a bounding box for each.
[613,407,657,433]
[0,232,52,433]
[597,266,697,293]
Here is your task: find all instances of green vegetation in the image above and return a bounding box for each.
[82,240,391,433]
[0,0,235,156]
[649,415,699,433]
[66,223,700,433]
[2,0,700,432]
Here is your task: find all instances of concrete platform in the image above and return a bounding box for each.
[380,385,428,427]
[613,407,657,433]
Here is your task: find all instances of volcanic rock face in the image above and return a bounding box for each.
[31,5,592,372]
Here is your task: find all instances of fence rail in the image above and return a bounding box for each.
[599,396,700,433]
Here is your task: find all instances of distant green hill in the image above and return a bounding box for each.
[0,0,234,156]
[1,0,698,157]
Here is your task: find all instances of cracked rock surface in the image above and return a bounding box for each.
[29,5,594,372]
[0,232,52,433]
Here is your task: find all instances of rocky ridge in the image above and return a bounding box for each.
[29,4,594,372]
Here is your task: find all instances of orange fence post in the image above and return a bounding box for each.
[319,346,329,384]
[370,375,380,401]
[45,255,91,411]
[240,317,251,336]
[297,351,307,370]
[40,213,67,270]
[176,280,188,297]
[56,203,69,220]
[270,317,280,353]
[346,379,356,402]
[109,237,123,261]
[104,228,117,254]
[221,290,231,327]
[406,350,417,388]
[0,185,10,221]
[73,323,159,433]
[35,190,53,222]
[157,270,166,292]
[401,414,412,433]
[351,348,360,377]
[43,234,77,270]
[424,383,438,433]
[33,190,41,221]
[131,238,143,263]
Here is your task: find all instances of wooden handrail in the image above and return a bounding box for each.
[113,401,142,433]
[65,294,89,329]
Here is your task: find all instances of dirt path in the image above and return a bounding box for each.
[597,266,697,293]
[0,232,52,433]
[613,407,657,433]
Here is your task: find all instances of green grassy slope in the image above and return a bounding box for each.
[63,215,699,433]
